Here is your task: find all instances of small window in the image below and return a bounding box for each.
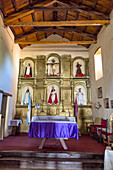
[94,47,103,80]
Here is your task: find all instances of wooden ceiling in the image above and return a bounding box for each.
[0,0,112,48]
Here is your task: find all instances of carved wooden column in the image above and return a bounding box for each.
[17,78,21,104]
[34,59,37,77]
[86,79,91,104]
[85,58,89,76]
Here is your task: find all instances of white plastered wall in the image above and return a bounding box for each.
[0,11,20,136]
[89,10,113,120]
[20,34,89,59]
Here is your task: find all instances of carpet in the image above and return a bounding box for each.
[0,133,106,153]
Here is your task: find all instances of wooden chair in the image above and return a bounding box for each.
[88,119,108,142]
[101,120,113,146]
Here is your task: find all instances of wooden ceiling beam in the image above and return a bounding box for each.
[4,0,57,23]
[29,6,90,11]
[10,0,29,43]
[15,40,96,45]
[15,27,95,40]
[6,20,110,27]
[57,0,109,19]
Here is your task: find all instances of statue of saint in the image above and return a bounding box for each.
[48,86,58,105]
[24,63,32,77]
[23,89,31,105]
[76,88,85,105]
[76,62,82,75]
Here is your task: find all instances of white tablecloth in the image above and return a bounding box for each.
[9,120,22,126]
[32,116,75,122]
[104,146,113,170]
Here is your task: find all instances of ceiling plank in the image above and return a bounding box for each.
[70,11,79,41]
[42,11,47,38]
[10,0,28,47]
[56,0,109,19]
[15,40,96,45]
[6,20,110,27]
[0,0,7,16]
[4,0,57,23]
[79,15,91,41]
[31,12,39,40]
[62,10,68,38]
[15,27,95,40]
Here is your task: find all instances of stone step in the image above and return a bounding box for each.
[0,151,104,169]
[0,151,104,159]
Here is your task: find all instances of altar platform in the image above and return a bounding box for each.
[0,133,106,153]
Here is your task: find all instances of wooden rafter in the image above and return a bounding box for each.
[4,0,57,23]
[57,0,109,19]
[70,11,79,41]
[42,11,47,38]
[15,27,95,40]
[62,9,68,37]
[6,20,110,27]
[15,40,96,45]
[11,0,18,11]
[79,0,82,5]
[4,0,109,24]
[31,12,39,41]
[10,0,28,47]
[0,0,7,16]
[92,0,98,9]
[80,15,91,41]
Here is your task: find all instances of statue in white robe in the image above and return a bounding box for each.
[76,88,85,105]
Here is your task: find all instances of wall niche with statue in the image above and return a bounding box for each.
[15,53,92,134]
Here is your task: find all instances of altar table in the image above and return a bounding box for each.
[29,121,79,150]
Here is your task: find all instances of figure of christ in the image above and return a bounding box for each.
[76,62,82,75]
[24,63,32,77]
[48,87,58,105]
[23,89,31,105]
[50,59,58,75]
[76,88,85,105]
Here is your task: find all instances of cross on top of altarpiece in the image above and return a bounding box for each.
[47,59,59,65]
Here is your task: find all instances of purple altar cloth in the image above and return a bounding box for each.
[29,122,79,141]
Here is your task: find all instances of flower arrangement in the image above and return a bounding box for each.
[46,72,61,77]
[75,73,86,77]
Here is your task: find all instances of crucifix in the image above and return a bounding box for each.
[47,59,59,75]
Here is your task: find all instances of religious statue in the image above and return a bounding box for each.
[76,88,85,105]
[76,62,82,76]
[47,58,59,76]
[23,88,31,105]
[48,86,58,105]
[75,62,85,77]
[24,63,32,77]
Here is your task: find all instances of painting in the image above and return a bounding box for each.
[104,98,109,108]
[111,100,113,109]
[98,87,102,98]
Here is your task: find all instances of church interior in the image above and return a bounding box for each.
[0,0,113,169]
